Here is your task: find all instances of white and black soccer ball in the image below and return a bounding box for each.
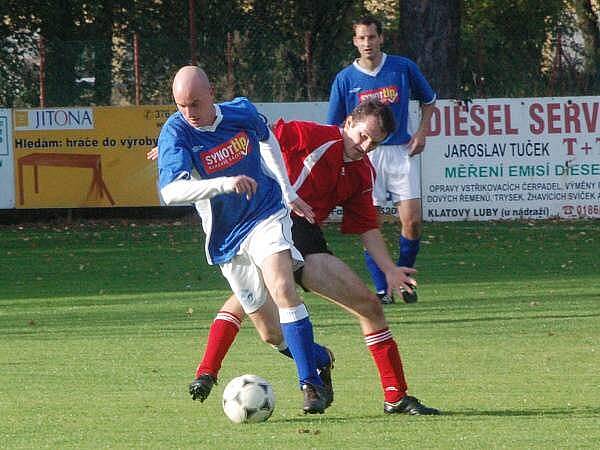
[222,374,275,424]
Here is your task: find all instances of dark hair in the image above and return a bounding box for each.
[349,99,396,137]
[353,15,383,35]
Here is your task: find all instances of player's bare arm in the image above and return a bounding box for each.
[360,228,417,295]
[408,102,435,156]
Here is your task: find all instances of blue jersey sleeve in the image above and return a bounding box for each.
[326,75,347,126]
[157,119,194,189]
[407,59,436,104]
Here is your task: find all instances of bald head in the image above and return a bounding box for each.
[172,66,210,97]
[172,66,216,128]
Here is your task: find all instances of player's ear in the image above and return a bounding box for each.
[344,116,353,131]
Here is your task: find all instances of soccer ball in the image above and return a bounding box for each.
[222,374,275,424]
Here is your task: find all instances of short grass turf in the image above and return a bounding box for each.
[1,218,599,449]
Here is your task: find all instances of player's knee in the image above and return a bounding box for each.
[401,217,422,239]
[259,328,283,347]
[357,293,386,322]
[267,278,297,305]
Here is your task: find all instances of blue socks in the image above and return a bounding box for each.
[397,235,420,268]
[279,305,323,387]
[364,235,420,293]
[279,343,331,369]
[364,250,388,294]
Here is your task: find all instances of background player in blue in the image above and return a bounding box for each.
[158,65,331,413]
[327,15,436,305]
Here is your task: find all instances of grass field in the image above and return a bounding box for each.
[1,218,599,449]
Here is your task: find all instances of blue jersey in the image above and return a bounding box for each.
[327,54,436,145]
[158,97,285,265]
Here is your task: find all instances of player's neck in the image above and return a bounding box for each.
[356,53,383,72]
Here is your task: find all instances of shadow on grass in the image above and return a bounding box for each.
[269,406,600,425]
[443,406,600,417]
[3,308,600,340]
[393,311,600,326]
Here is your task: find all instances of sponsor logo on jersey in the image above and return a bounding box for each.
[201,131,250,174]
[358,85,399,104]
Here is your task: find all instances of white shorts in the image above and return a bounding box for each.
[368,144,421,205]
[219,209,303,314]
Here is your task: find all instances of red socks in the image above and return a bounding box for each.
[196,315,408,404]
[195,311,241,379]
[365,328,408,403]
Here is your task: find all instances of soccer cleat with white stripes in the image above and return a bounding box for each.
[377,292,395,305]
[384,395,440,415]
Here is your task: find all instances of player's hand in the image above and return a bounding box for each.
[408,131,426,156]
[289,197,315,224]
[384,266,417,296]
[147,146,158,160]
[226,175,257,200]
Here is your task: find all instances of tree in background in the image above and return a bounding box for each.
[1,1,598,106]
[217,0,358,102]
[32,0,82,106]
[460,0,566,98]
[572,0,600,93]
[399,0,461,98]
[85,1,114,105]
[0,11,38,106]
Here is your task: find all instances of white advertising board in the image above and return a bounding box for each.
[422,97,600,221]
[0,109,15,208]
[256,102,328,124]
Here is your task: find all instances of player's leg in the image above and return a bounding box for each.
[259,249,329,413]
[190,289,331,404]
[302,253,386,333]
[393,151,423,303]
[190,213,334,405]
[364,145,396,304]
[369,145,423,304]
[189,295,244,402]
[396,197,422,266]
[301,253,407,400]
[246,294,331,372]
[246,210,330,413]
[300,252,438,414]
[220,248,324,413]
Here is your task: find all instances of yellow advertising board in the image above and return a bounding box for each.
[13,106,175,208]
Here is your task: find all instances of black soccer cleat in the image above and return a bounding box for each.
[189,373,217,402]
[377,292,395,305]
[318,347,335,408]
[384,395,440,415]
[301,383,328,414]
[400,284,418,304]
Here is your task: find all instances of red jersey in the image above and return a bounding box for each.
[273,119,378,234]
